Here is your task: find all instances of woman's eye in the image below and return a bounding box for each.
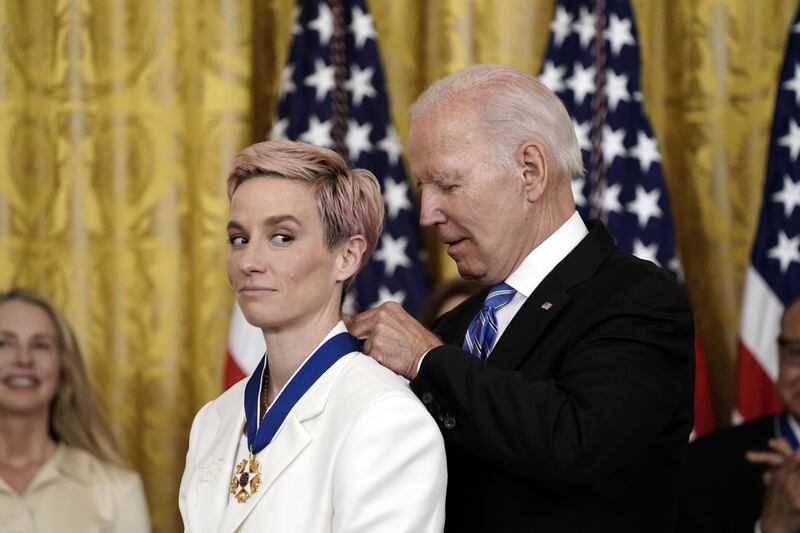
[229,235,248,246]
[33,342,53,351]
[272,234,294,245]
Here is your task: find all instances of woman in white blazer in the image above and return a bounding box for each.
[179,140,447,533]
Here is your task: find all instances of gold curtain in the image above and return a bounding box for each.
[0,0,797,529]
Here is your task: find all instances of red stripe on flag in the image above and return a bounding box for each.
[735,340,782,421]
[693,336,715,437]
[223,351,247,390]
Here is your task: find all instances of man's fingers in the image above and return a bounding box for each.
[769,438,795,457]
[747,450,788,467]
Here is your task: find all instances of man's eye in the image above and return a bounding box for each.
[229,235,248,246]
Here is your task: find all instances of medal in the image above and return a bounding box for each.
[230,449,262,503]
[230,331,359,503]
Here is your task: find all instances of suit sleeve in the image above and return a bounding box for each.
[412,274,693,492]
[332,394,447,533]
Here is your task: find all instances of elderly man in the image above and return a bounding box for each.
[349,64,694,532]
[680,297,800,532]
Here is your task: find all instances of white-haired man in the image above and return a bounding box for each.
[350,64,694,532]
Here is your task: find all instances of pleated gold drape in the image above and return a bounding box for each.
[0,0,797,530]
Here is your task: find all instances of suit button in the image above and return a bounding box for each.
[443,416,456,430]
[420,392,433,405]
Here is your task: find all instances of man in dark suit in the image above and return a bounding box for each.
[679,298,800,532]
[349,64,695,532]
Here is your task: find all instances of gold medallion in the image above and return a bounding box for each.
[230,451,262,503]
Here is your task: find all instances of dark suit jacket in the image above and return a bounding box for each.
[678,415,776,532]
[411,222,695,532]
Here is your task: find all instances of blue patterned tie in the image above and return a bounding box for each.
[462,282,516,360]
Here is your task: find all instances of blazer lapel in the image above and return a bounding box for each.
[216,355,352,533]
[488,276,570,371]
[190,386,248,531]
[469,222,615,371]
[216,412,312,533]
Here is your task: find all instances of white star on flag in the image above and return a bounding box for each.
[633,239,660,265]
[350,6,377,49]
[299,115,333,147]
[773,175,800,218]
[371,286,407,307]
[571,176,587,207]
[566,63,595,104]
[768,231,800,273]
[601,182,624,214]
[573,120,591,151]
[539,61,566,93]
[783,63,800,105]
[668,256,684,283]
[383,177,412,219]
[605,13,635,55]
[606,70,631,111]
[572,7,595,48]
[374,234,412,275]
[780,119,800,162]
[378,126,403,165]
[308,3,333,44]
[602,124,627,166]
[549,6,573,47]
[627,185,663,227]
[304,59,335,102]
[346,65,376,106]
[270,118,289,140]
[346,119,372,160]
[630,130,661,173]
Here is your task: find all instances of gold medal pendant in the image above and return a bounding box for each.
[230,450,262,503]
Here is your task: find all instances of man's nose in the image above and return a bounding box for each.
[419,191,446,227]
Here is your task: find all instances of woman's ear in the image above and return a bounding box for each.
[336,234,368,282]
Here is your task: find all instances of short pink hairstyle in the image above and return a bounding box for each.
[227,139,385,278]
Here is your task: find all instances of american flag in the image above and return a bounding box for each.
[540,0,715,436]
[735,8,800,422]
[224,0,430,387]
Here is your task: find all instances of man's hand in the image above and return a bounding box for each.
[748,438,795,480]
[348,301,443,380]
[759,448,800,533]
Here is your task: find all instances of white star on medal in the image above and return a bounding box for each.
[230,449,262,503]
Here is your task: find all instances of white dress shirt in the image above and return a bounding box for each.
[494,211,588,346]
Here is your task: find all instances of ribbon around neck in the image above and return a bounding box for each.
[243,332,359,456]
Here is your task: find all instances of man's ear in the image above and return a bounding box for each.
[518,141,547,202]
[336,234,368,282]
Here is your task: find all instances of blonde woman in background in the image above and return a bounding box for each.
[0,289,150,532]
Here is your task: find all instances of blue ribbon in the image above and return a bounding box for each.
[244,332,359,455]
[778,411,800,450]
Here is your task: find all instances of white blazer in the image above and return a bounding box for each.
[179,326,447,533]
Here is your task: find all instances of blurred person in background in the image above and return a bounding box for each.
[179,140,446,532]
[681,297,800,533]
[418,279,482,329]
[0,288,150,532]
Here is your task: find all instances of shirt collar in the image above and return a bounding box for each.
[506,211,588,297]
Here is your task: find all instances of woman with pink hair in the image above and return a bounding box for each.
[179,140,446,532]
